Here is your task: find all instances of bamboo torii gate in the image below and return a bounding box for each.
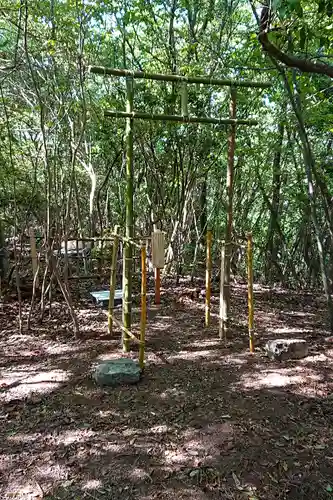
[89,65,271,349]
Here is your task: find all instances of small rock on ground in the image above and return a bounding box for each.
[93,358,141,386]
[265,338,308,361]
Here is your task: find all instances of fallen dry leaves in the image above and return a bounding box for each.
[0,280,333,499]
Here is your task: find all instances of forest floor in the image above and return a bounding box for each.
[1,278,333,500]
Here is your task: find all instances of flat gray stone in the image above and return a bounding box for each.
[93,358,141,386]
[265,338,308,361]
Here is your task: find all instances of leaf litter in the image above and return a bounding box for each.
[0,280,333,499]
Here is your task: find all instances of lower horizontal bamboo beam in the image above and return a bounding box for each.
[112,315,143,345]
[67,274,108,280]
[104,110,258,126]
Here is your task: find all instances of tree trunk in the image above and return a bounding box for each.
[265,120,284,282]
[283,69,333,329]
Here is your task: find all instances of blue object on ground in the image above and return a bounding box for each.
[90,289,122,308]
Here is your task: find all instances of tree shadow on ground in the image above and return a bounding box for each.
[1,287,333,499]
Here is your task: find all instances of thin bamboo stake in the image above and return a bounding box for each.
[104,110,258,126]
[205,229,212,327]
[29,228,39,289]
[247,232,254,353]
[219,242,225,340]
[139,245,147,370]
[89,65,272,88]
[154,267,161,305]
[108,226,120,334]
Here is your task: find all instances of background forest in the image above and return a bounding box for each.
[1,0,333,291]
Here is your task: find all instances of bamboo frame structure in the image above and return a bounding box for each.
[104,110,258,126]
[108,226,120,334]
[205,230,212,327]
[90,65,267,342]
[247,232,254,353]
[89,65,272,89]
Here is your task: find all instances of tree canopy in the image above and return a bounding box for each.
[1,0,333,301]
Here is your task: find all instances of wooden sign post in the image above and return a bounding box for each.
[151,230,165,305]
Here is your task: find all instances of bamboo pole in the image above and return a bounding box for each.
[205,229,212,327]
[104,110,258,126]
[29,228,39,289]
[89,65,272,88]
[223,88,237,338]
[247,232,254,353]
[219,242,225,340]
[139,245,147,370]
[181,81,188,117]
[111,315,141,343]
[108,226,120,334]
[122,77,134,353]
[154,268,161,305]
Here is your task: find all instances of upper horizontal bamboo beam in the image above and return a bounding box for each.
[104,110,258,126]
[89,66,271,89]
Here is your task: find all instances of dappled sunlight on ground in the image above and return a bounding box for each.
[272,326,313,335]
[167,349,222,361]
[1,283,333,499]
[0,368,71,402]
[236,367,321,390]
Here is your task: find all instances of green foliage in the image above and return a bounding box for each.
[0,0,332,287]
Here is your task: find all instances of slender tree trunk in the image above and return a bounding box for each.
[265,120,284,282]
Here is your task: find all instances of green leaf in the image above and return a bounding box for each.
[326,484,333,492]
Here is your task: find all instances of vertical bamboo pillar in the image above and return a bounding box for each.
[181,81,188,117]
[108,226,119,334]
[122,77,134,352]
[219,242,225,339]
[205,229,212,327]
[139,245,147,369]
[155,268,161,305]
[223,88,237,338]
[29,228,39,289]
[247,232,254,353]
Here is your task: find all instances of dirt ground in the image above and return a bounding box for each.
[1,279,333,500]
